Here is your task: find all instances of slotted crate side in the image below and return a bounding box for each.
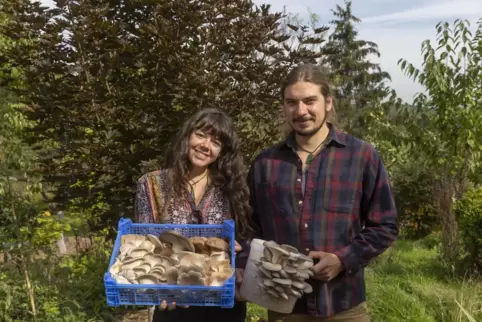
[104,218,236,308]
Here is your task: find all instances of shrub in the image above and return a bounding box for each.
[454,187,482,273]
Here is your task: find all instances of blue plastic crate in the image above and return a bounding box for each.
[104,218,235,308]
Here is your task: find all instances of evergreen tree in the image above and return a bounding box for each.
[320,0,393,137]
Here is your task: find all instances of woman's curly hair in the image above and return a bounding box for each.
[163,108,253,240]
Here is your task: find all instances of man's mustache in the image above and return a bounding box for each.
[293,116,314,122]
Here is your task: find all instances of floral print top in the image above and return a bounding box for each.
[134,169,230,224]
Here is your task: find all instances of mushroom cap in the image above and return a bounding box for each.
[280,244,298,253]
[189,236,209,253]
[178,270,206,285]
[114,275,131,284]
[179,252,208,276]
[210,251,230,261]
[205,237,229,252]
[138,240,155,252]
[122,257,144,270]
[208,259,231,273]
[120,242,136,255]
[165,266,179,284]
[261,261,282,271]
[159,230,195,253]
[121,234,146,247]
[292,280,305,289]
[257,265,272,278]
[303,283,313,294]
[273,278,292,286]
[147,234,166,248]
[109,259,122,275]
[263,240,280,248]
[263,279,275,287]
[137,274,159,284]
[129,248,149,258]
[119,269,137,283]
[264,244,290,264]
[170,251,191,262]
[207,271,233,286]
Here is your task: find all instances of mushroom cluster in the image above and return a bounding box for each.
[256,241,314,300]
[109,231,234,286]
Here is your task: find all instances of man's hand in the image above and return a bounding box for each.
[308,251,344,282]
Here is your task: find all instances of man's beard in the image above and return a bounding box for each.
[292,112,328,137]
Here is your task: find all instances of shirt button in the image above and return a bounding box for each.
[297,178,301,182]
[305,248,310,252]
[298,200,303,204]
[304,223,308,228]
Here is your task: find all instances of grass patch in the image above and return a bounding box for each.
[246,238,482,322]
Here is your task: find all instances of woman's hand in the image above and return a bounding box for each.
[234,240,242,252]
[158,300,189,311]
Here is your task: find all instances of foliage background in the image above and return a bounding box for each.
[0,0,481,321]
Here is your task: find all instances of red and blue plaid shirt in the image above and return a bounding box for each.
[237,123,398,318]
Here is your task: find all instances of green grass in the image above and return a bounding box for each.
[246,238,482,322]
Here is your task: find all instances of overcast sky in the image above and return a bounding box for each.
[39,0,482,104]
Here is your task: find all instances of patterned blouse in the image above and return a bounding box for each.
[134,169,231,224]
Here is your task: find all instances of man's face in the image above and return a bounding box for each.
[283,81,332,137]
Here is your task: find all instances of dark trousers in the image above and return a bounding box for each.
[152,301,247,322]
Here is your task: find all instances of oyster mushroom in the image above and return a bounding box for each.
[122,257,144,270]
[280,244,298,253]
[165,266,179,284]
[189,236,209,253]
[129,247,149,258]
[178,270,206,286]
[207,271,233,286]
[273,278,292,286]
[137,274,159,284]
[206,237,229,252]
[258,265,273,278]
[114,275,131,284]
[303,283,313,294]
[109,259,122,275]
[121,234,146,247]
[263,244,290,264]
[262,261,282,271]
[208,259,231,273]
[159,230,195,253]
[119,269,137,283]
[170,250,194,262]
[147,234,165,248]
[210,251,230,261]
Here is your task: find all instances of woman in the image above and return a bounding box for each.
[134,108,251,322]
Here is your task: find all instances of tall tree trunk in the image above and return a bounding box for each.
[435,174,460,265]
[20,256,37,320]
[9,181,37,319]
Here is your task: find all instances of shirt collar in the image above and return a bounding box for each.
[284,122,347,150]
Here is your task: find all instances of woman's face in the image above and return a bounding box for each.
[187,129,222,169]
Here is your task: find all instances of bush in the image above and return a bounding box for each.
[454,187,482,273]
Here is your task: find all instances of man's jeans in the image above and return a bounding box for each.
[268,302,370,322]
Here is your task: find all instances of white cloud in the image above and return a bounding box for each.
[362,0,482,24]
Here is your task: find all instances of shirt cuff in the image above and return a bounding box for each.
[333,245,360,275]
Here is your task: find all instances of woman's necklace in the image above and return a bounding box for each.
[188,172,208,201]
[297,138,328,165]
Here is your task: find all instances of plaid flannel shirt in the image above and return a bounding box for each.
[238,123,398,318]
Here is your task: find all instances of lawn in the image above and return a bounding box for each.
[245,237,482,322]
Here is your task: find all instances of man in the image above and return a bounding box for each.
[242,63,399,321]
